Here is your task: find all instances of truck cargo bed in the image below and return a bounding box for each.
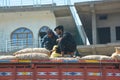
[0,59,119,80]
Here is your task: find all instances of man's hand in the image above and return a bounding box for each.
[56,38,62,42]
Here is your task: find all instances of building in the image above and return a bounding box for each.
[0,0,120,54]
[0,0,81,53]
[75,0,120,55]
[75,0,120,44]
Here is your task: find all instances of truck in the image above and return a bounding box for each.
[0,59,119,80]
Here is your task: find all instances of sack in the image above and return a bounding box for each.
[115,47,120,54]
[13,48,50,56]
[111,53,120,60]
[50,45,61,58]
[15,53,49,60]
[50,57,78,60]
[50,52,61,58]
[81,55,112,60]
[0,55,16,60]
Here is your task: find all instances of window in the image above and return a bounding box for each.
[116,26,120,40]
[99,14,108,20]
[39,26,49,38]
[11,27,33,46]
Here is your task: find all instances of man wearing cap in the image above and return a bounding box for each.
[54,25,76,57]
[54,25,64,43]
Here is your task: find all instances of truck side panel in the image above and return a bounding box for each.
[0,62,119,80]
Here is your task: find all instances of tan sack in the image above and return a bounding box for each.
[111,53,120,60]
[13,48,50,56]
[100,56,112,60]
[15,53,49,60]
[50,57,78,60]
[115,47,120,54]
[81,55,112,60]
[0,55,16,60]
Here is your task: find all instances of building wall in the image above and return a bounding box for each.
[56,16,76,34]
[96,12,120,43]
[0,10,56,51]
[97,13,120,28]
[56,16,82,45]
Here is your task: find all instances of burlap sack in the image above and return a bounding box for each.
[100,56,112,60]
[115,47,120,54]
[0,55,16,60]
[81,55,112,60]
[50,57,78,60]
[15,53,49,60]
[111,53,120,60]
[13,48,50,56]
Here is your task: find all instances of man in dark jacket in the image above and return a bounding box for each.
[54,25,76,57]
[54,25,64,38]
[59,32,76,57]
[41,29,58,50]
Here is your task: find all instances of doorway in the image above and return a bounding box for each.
[97,27,111,44]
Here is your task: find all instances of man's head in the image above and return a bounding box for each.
[54,25,64,35]
[47,29,54,38]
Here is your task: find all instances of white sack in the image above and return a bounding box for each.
[15,53,49,60]
[0,55,16,60]
[81,55,112,60]
[13,48,50,56]
[111,53,120,60]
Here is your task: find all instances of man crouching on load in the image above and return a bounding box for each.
[52,25,77,57]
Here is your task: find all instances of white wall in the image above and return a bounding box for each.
[56,16,76,35]
[0,10,56,50]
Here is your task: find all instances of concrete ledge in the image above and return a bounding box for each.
[77,43,120,56]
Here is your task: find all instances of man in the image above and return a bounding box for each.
[59,32,77,57]
[54,25,64,37]
[54,25,64,43]
[41,29,58,51]
[54,25,77,57]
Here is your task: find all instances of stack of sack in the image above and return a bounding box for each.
[13,48,50,60]
[111,47,120,60]
[0,47,120,61]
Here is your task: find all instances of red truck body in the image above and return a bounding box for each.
[0,59,119,80]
